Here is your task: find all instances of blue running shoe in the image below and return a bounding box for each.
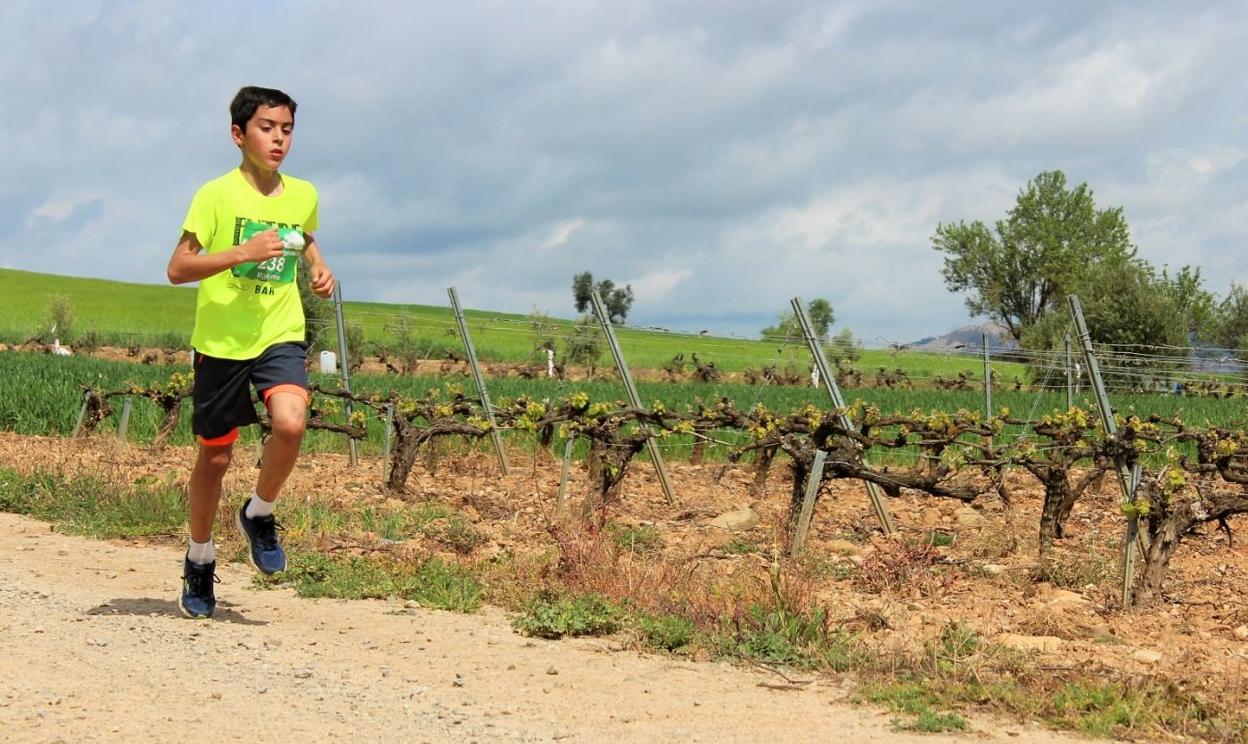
[179,556,217,619]
[236,503,287,575]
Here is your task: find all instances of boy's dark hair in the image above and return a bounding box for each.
[230,86,297,132]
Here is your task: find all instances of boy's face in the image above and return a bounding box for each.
[231,104,294,172]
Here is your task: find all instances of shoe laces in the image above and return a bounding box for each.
[252,516,285,551]
[183,566,220,596]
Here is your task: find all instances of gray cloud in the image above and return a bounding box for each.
[1,0,1246,343]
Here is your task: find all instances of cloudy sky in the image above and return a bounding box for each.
[2,1,1245,342]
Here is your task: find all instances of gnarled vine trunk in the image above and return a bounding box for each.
[580,437,646,521]
[748,444,777,498]
[150,401,182,453]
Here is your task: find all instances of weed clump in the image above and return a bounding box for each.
[513,592,621,639]
[637,614,696,651]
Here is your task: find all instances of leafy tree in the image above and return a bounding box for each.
[807,298,834,338]
[825,327,861,364]
[1158,265,1216,341]
[1213,283,1248,354]
[1023,260,1188,386]
[760,298,835,341]
[572,272,594,313]
[933,170,1136,342]
[598,279,635,324]
[571,272,634,324]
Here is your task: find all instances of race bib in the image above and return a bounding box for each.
[231,219,305,284]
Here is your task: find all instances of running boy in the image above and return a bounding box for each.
[166,86,335,618]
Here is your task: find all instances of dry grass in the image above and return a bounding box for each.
[852,539,961,598]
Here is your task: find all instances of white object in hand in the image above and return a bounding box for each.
[282,231,306,250]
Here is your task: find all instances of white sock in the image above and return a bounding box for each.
[245,492,276,519]
[188,538,215,565]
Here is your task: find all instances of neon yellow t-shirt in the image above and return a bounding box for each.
[183,168,319,360]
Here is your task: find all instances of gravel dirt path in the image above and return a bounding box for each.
[0,511,1079,744]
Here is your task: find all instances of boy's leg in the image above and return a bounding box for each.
[189,438,235,542]
[255,388,308,502]
[185,350,257,619]
[236,389,306,575]
[180,435,235,619]
[237,342,310,575]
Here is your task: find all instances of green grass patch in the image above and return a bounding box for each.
[255,552,483,612]
[719,600,863,672]
[405,557,485,612]
[284,498,475,547]
[722,536,762,555]
[636,613,697,651]
[923,529,956,548]
[912,710,969,733]
[0,469,186,538]
[1047,681,1161,738]
[865,680,943,715]
[512,592,622,639]
[864,681,968,733]
[931,621,980,671]
[261,552,396,599]
[609,522,664,555]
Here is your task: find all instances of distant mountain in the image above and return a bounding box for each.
[911,322,1018,353]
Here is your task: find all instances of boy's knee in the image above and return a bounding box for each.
[271,412,306,441]
[199,446,233,475]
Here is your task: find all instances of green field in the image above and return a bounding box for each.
[0,267,1023,378]
[1,351,1242,461]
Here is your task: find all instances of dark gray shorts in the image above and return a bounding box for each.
[191,342,308,444]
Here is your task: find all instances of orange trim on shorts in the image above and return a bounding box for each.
[199,428,239,447]
[263,384,310,407]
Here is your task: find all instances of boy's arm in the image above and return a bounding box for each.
[302,233,336,298]
[166,229,286,285]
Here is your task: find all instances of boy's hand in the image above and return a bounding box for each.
[309,261,336,298]
[234,230,285,265]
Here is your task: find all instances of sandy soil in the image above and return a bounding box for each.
[0,509,1076,744]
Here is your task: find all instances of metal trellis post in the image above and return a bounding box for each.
[1068,294,1140,605]
[1064,333,1074,409]
[557,437,575,515]
[791,297,895,535]
[447,287,510,475]
[331,283,359,467]
[590,290,676,504]
[117,397,133,440]
[71,388,90,438]
[982,332,992,422]
[790,449,828,556]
